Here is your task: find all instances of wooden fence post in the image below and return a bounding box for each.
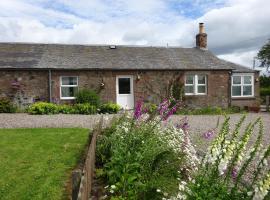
[266,95,270,112]
[72,169,82,200]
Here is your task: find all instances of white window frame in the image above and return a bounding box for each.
[60,76,78,100]
[231,73,254,98]
[185,74,207,95]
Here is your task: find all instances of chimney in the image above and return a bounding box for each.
[196,23,207,49]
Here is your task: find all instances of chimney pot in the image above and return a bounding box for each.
[199,23,205,34]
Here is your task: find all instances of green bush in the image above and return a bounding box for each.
[260,87,270,96]
[58,104,75,114]
[73,103,97,114]
[99,103,121,114]
[75,89,100,107]
[143,103,158,114]
[177,106,243,115]
[0,98,16,113]
[28,102,59,115]
[28,102,97,115]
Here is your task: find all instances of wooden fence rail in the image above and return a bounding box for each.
[72,117,103,200]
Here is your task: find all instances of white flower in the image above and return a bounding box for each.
[247,191,253,196]
[111,185,116,189]
[157,189,161,193]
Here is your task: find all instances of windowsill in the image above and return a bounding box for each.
[185,94,207,96]
[60,97,76,100]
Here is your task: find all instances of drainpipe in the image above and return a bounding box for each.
[228,71,232,107]
[48,69,52,103]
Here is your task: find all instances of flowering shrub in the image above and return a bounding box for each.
[170,115,270,200]
[72,103,97,114]
[96,99,198,199]
[28,102,59,115]
[0,98,17,113]
[99,103,121,114]
[28,102,97,115]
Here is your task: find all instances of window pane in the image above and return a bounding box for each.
[243,86,252,96]
[185,85,194,94]
[197,85,206,94]
[233,76,241,84]
[118,78,131,94]
[232,86,241,96]
[198,75,206,84]
[62,77,77,85]
[61,87,78,97]
[186,75,194,84]
[244,76,252,84]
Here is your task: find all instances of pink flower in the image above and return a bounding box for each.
[232,167,238,180]
[134,99,144,120]
[158,99,181,121]
[203,129,215,139]
[176,117,189,131]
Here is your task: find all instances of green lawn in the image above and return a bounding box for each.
[0,128,90,200]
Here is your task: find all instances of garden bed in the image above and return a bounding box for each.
[94,99,270,200]
[0,128,90,200]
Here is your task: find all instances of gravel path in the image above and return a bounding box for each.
[0,113,269,151]
[170,113,270,152]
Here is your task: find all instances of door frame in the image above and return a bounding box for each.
[116,75,134,109]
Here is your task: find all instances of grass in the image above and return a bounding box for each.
[0,128,90,200]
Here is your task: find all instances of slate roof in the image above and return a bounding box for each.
[0,43,255,72]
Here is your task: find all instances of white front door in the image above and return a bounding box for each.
[116,75,134,109]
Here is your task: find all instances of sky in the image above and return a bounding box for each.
[0,0,269,69]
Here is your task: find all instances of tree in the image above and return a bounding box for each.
[258,39,270,73]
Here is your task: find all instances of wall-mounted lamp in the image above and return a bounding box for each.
[255,77,259,82]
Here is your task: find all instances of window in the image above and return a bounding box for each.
[232,74,254,97]
[118,78,131,94]
[60,76,78,99]
[185,75,207,95]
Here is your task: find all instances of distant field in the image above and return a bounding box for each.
[0,128,89,200]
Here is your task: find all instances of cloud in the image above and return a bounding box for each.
[0,0,269,68]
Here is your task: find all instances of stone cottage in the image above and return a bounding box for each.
[0,23,260,109]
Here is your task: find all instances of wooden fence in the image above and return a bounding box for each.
[72,117,103,200]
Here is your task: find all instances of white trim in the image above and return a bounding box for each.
[116,75,134,109]
[231,73,254,98]
[60,76,78,100]
[185,74,207,95]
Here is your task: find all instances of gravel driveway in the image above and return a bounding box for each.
[0,113,269,151]
[170,113,270,152]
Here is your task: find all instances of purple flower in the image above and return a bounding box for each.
[134,100,144,120]
[203,129,215,139]
[158,99,181,121]
[176,117,190,131]
[232,168,238,180]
